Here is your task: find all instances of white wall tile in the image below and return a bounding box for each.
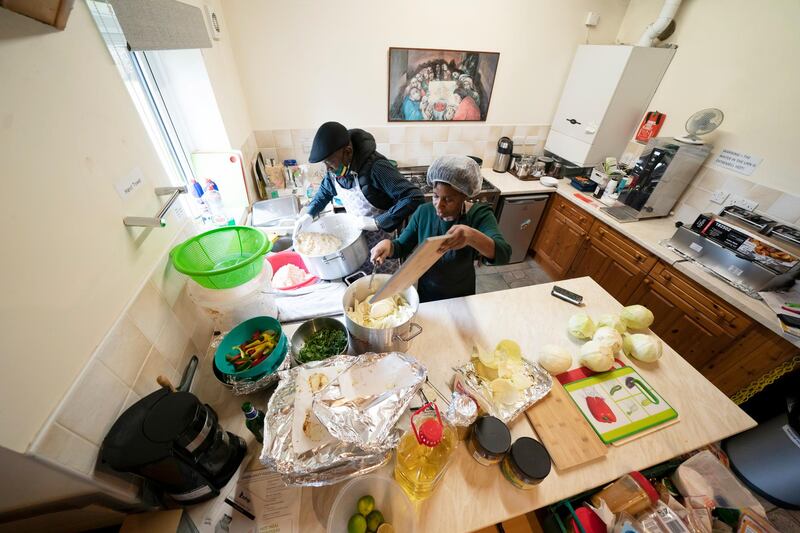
[254,130,275,148]
[747,185,782,212]
[56,362,128,445]
[118,390,141,417]
[33,423,98,476]
[96,314,151,387]
[696,166,726,192]
[154,311,191,371]
[387,144,406,162]
[722,175,755,196]
[421,127,448,143]
[260,147,278,160]
[370,127,389,143]
[673,203,701,224]
[149,252,185,308]
[172,285,204,335]
[128,281,173,345]
[387,127,406,144]
[273,129,292,148]
[134,347,179,397]
[765,193,800,224]
[192,314,216,352]
[376,143,390,156]
[405,143,433,158]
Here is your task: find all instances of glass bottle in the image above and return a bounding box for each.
[394,402,457,501]
[241,402,265,443]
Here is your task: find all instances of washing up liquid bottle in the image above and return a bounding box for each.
[204,179,235,226]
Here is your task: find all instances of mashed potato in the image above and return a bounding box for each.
[272,264,312,289]
[346,293,414,329]
[295,231,342,256]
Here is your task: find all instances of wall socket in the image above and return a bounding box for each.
[728,194,759,211]
[710,190,729,204]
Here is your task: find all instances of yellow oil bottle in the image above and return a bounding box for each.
[394,402,457,501]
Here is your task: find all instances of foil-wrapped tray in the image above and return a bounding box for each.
[453,358,552,424]
[259,355,391,486]
[314,352,427,453]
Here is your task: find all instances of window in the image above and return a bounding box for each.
[86,0,195,189]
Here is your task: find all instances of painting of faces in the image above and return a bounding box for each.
[388,48,500,122]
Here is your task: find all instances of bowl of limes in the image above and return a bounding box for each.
[326,475,414,533]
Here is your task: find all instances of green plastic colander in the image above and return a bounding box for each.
[170,226,272,289]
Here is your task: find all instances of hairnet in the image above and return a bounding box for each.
[426,155,483,197]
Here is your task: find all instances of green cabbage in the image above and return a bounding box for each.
[593,326,623,352]
[622,333,662,362]
[567,313,596,340]
[579,340,614,372]
[620,305,654,330]
[597,314,627,334]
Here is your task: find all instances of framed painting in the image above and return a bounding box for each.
[388,47,500,122]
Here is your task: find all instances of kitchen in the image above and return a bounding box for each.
[1,0,800,532]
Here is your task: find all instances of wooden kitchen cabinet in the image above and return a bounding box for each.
[1,0,75,29]
[631,260,752,372]
[700,324,800,397]
[568,221,656,304]
[532,207,586,279]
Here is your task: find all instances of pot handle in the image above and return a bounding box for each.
[393,322,423,342]
[321,251,344,264]
[343,271,366,286]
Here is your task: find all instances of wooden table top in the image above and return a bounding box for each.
[292,277,755,532]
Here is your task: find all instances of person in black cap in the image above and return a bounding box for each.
[294,121,424,273]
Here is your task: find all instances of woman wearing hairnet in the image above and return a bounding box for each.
[371,155,512,303]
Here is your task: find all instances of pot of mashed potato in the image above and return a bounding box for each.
[294,213,368,280]
[343,273,422,353]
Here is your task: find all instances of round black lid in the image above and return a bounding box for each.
[509,437,552,480]
[143,392,202,442]
[473,416,511,455]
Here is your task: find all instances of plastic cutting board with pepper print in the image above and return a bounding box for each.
[563,366,677,444]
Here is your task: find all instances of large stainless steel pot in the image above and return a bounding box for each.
[297,213,368,280]
[342,273,423,353]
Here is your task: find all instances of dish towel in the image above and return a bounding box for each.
[275,281,347,323]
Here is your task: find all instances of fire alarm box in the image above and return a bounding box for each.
[635,111,666,143]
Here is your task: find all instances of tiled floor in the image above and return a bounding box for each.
[476,256,553,294]
[755,492,800,532]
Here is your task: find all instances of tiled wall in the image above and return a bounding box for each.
[249,124,550,168]
[621,141,800,226]
[29,223,216,502]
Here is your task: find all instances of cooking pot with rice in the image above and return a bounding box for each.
[295,213,368,280]
[342,273,423,353]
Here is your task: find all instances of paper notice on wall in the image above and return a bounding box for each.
[712,149,763,176]
[114,167,146,200]
[227,469,301,533]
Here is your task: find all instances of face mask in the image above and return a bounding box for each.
[333,162,348,177]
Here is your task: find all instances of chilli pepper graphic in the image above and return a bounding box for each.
[586,396,617,423]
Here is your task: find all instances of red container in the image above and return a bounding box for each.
[635,111,666,143]
[266,251,318,291]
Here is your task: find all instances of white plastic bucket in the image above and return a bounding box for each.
[187,258,277,330]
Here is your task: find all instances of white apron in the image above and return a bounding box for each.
[332,173,399,274]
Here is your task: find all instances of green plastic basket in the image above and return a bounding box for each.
[170,226,272,289]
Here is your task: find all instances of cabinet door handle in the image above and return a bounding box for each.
[635,253,644,262]
[579,216,587,224]
[662,271,672,281]
[584,236,591,242]
[566,118,582,125]
[598,229,606,238]
[644,278,652,285]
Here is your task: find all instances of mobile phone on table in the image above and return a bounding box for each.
[551,285,583,306]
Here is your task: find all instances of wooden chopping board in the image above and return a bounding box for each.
[525,380,607,471]
[370,235,448,303]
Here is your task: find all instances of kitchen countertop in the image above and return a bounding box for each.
[191,277,755,532]
[485,168,799,348]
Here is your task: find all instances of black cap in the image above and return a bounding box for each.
[309,122,350,163]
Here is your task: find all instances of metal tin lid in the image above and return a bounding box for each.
[509,437,551,481]
[473,416,511,455]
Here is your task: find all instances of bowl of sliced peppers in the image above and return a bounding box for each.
[214,316,287,380]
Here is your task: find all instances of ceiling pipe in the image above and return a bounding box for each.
[637,0,682,47]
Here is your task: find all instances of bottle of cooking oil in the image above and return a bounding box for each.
[394,402,457,501]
